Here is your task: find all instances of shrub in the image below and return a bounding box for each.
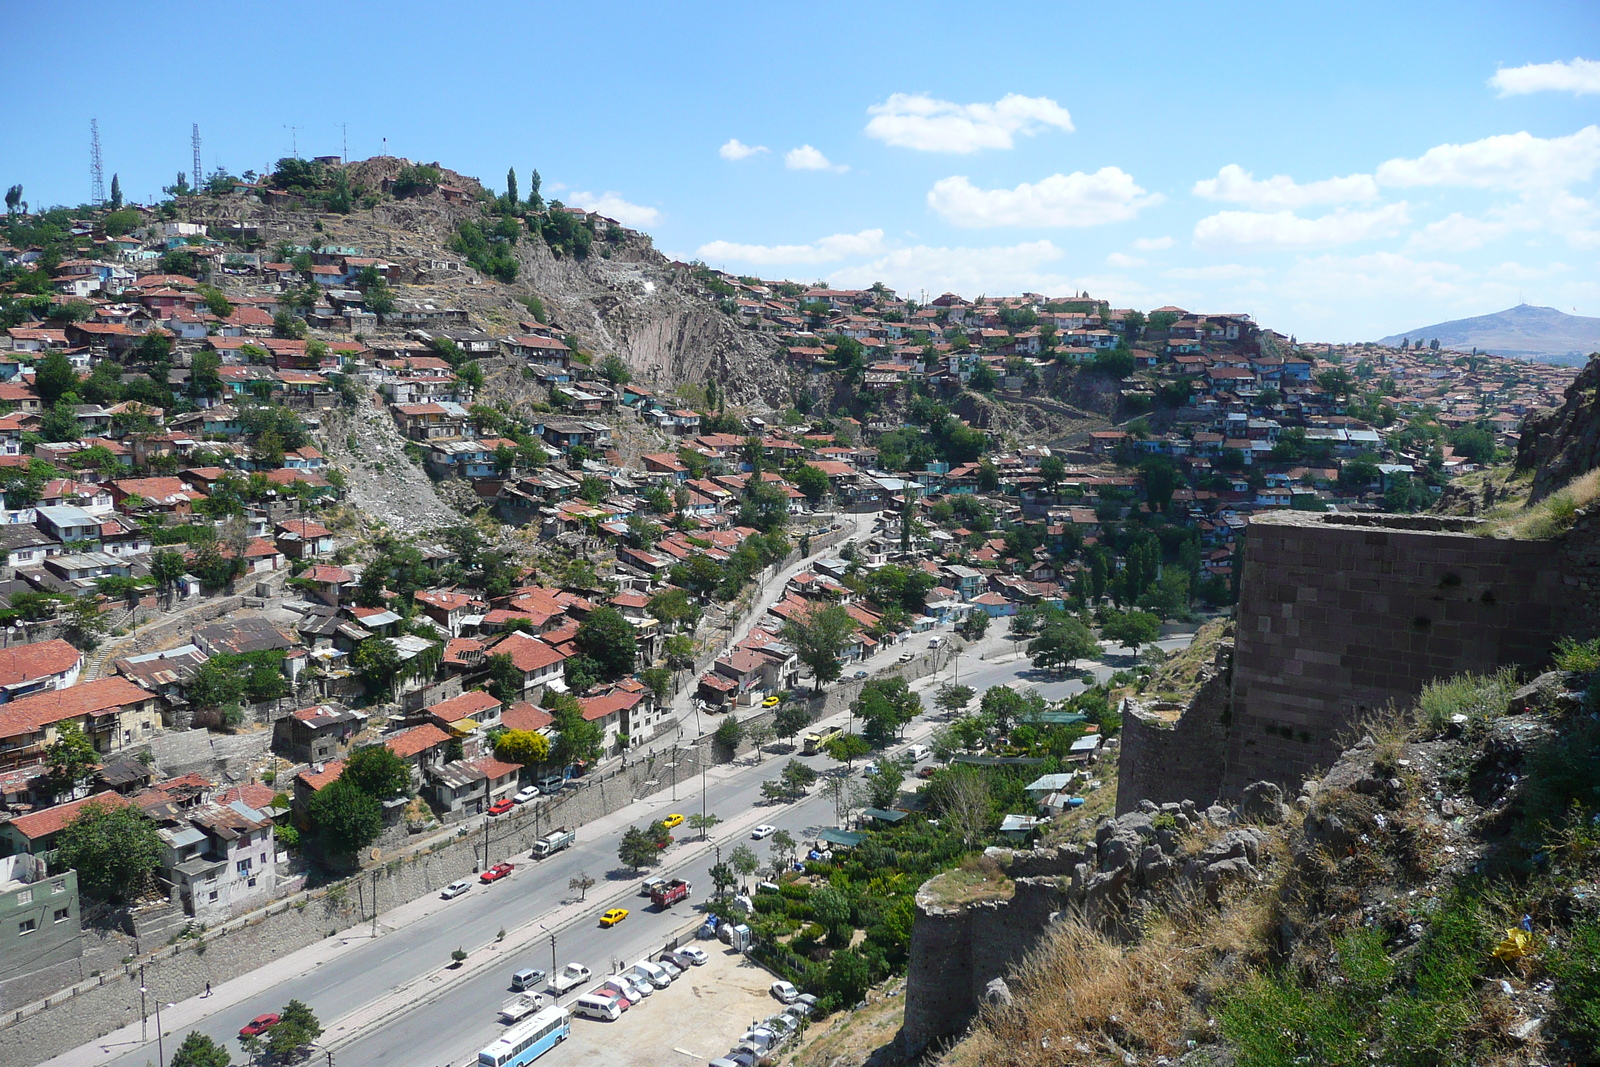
[1415,668,1518,731]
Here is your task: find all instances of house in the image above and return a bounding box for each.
[274,519,334,560]
[274,705,368,764]
[0,678,163,773]
[426,689,503,736]
[160,799,278,919]
[0,791,129,858]
[302,564,355,607]
[577,688,645,752]
[383,723,453,787]
[482,631,568,695]
[413,589,478,637]
[0,640,83,704]
[0,855,80,981]
[431,755,521,817]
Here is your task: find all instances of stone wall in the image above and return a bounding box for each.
[1224,511,1566,797]
[143,727,276,778]
[1115,642,1233,815]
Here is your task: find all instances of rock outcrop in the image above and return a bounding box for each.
[1518,352,1600,503]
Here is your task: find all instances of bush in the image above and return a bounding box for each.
[1414,668,1517,731]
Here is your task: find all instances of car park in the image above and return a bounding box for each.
[441,879,472,899]
[487,798,515,816]
[791,993,818,1016]
[480,862,515,883]
[751,824,776,839]
[655,956,683,980]
[674,945,709,966]
[513,786,540,804]
[239,1014,279,1038]
[770,980,799,1003]
[661,812,684,829]
[599,907,629,927]
[573,994,622,1022]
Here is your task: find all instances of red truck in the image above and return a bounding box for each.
[649,878,692,908]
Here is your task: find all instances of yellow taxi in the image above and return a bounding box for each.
[762,696,781,708]
[661,813,685,830]
[599,908,629,928]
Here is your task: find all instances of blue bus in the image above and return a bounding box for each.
[478,1006,570,1067]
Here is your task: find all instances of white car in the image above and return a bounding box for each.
[440,879,472,899]
[674,946,709,966]
[770,980,800,1003]
[751,825,777,839]
[898,652,915,662]
[513,786,539,804]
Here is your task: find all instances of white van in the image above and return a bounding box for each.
[907,744,931,762]
[572,994,622,1022]
[629,960,672,989]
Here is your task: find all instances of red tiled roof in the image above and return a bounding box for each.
[295,759,346,792]
[7,790,127,840]
[385,724,451,759]
[501,701,553,733]
[0,677,151,738]
[0,639,81,687]
[427,690,502,723]
[471,755,521,780]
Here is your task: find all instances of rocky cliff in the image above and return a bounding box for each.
[1517,352,1600,504]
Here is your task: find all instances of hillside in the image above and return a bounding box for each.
[1378,304,1600,365]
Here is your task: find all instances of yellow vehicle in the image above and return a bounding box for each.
[802,727,842,756]
[762,696,781,708]
[599,908,629,928]
[661,813,684,830]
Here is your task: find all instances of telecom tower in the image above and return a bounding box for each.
[90,118,105,206]
[192,124,202,193]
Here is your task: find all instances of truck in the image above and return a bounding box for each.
[649,878,692,908]
[531,827,575,858]
[497,992,545,1024]
[548,962,592,995]
[802,727,842,756]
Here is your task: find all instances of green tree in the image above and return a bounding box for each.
[43,721,99,801]
[547,691,604,767]
[618,825,660,869]
[574,606,638,682]
[169,1031,231,1067]
[1101,609,1161,655]
[54,800,162,902]
[494,728,551,767]
[853,676,921,748]
[714,714,745,751]
[979,685,1026,735]
[793,464,830,506]
[647,588,700,629]
[864,760,905,809]
[935,684,975,715]
[108,174,122,210]
[960,609,990,640]
[688,812,720,840]
[33,350,79,406]
[825,732,871,770]
[342,744,411,800]
[780,604,855,688]
[265,999,322,1063]
[308,778,383,857]
[708,861,736,898]
[505,167,519,209]
[353,638,402,700]
[781,759,818,797]
[1028,610,1098,673]
[484,652,522,704]
[773,703,810,743]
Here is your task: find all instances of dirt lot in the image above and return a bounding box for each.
[556,945,786,1067]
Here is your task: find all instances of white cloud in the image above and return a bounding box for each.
[696,230,886,266]
[566,191,660,227]
[1106,252,1147,268]
[1407,189,1600,251]
[719,138,768,160]
[785,145,848,172]
[1490,57,1600,96]
[1132,236,1174,251]
[1162,264,1270,281]
[1192,203,1411,250]
[1192,163,1379,210]
[863,92,1074,153]
[927,168,1162,228]
[1376,125,1600,191]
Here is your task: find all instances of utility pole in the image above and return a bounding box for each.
[549,933,557,975]
[90,118,104,206]
[370,869,379,936]
[340,122,348,165]
[153,986,165,1067]
[191,123,202,194]
[138,965,148,1043]
[481,809,491,871]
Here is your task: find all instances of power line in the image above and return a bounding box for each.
[90,118,104,206]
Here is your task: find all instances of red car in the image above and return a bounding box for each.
[487,799,515,816]
[240,1013,280,1038]
[480,862,515,883]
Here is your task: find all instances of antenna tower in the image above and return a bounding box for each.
[191,124,202,192]
[90,118,105,205]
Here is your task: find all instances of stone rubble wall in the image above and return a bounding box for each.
[1115,641,1234,815]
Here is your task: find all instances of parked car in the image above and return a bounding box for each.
[761,695,781,708]
[441,879,472,899]
[513,786,540,804]
[674,945,709,966]
[917,765,938,779]
[751,824,777,839]
[853,670,868,679]
[239,1014,279,1038]
[661,813,684,830]
[771,980,800,1003]
[486,798,515,816]
[791,993,819,1016]
[538,775,565,794]
[898,652,915,663]
[599,907,629,927]
[480,862,515,884]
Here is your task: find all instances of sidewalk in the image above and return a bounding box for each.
[39,747,783,1067]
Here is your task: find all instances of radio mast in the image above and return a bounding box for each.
[191,124,202,192]
[90,119,105,206]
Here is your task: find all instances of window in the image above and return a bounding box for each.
[53,908,68,923]
[236,859,252,875]
[18,919,35,935]
[50,880,65,894]
[15,889,31,905]
[208,891,218,902]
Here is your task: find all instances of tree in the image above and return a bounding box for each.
[936,684,975,715]
[768,828,797,875]
[494,728,551,768]
[959,609,990,640]
[980,685,1026,735]
[781,604,855,688]
[266,999,322,1062]
[618,825,661,869]
[1139,456,1180,513]
[1039,455,1065,492]
[823,774,864,826]
[353,638,402,700]
[342,744,411,800]
[573,606,638,682]
[308,778,383,857]
[169,1032,231,1067]
[730,843,760,889]
[714,714,745,751]
[547,691,604,767]
[107,173,123,210]
[781,759,818,798]
[54,800,162,902]
[34,351,79,406]
[793,464,830,506]
[688,812,721,840]
[709,861,736,898]
[773,703,810,743]
[505,167,519,209]
[482,652,523,705]
[1101,609,1161,656]
[825,732,871,770]
[43,721,99,801]
[939,767,993,850]
[853,677,921,748]
[569,871,596,900]
[5,184,22,213]
[648,588,700,629]
[864,760,905,809]
[1028,611,1098,673]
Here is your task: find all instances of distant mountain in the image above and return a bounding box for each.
[1378,304,1600,366]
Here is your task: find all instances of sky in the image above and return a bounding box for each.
[4,1,1599,341]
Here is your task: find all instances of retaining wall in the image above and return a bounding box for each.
[1115,642,1233,814]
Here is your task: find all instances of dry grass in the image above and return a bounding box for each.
[921,855,1014,908]
[1142,619,1231,704]
[1482,467,1600,539]
[942,877,1283,1067]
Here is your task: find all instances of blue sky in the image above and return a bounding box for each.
[5,1,1598,341]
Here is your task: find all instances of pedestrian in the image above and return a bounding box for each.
[204,981,211,997]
